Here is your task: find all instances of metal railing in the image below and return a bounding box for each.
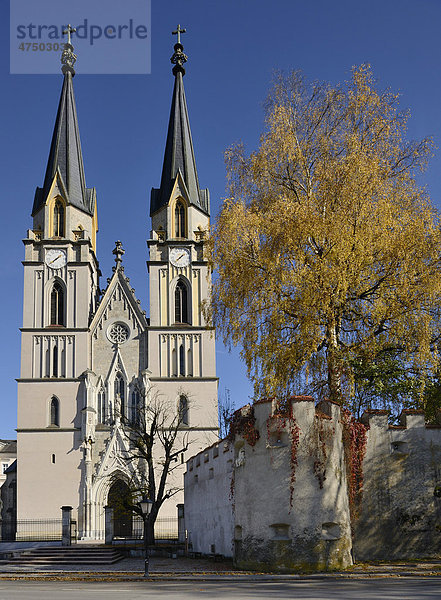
[112,516,178,540]
[2,519,63,542]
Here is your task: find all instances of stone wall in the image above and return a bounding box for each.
[354,409,441,560]
[184,440,234,557]
[184,398,441,571]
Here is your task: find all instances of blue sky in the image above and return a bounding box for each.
[1,0,441,439]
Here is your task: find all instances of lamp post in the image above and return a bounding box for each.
[139,496,153,577]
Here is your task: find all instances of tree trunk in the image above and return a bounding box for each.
[327,322,343,403]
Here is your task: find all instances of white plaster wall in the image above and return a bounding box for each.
[184,441,234,557]
[17,430,82,521]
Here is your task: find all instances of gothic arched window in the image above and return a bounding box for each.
[98,389,106,424]
[50,396,59,427]
[50,281,65,326]
[114,373,125,419]
[175,280,188,324]
[130,389,140,425]
[175,201,185,238]
[53,200,65,237]
[178,395,189,426]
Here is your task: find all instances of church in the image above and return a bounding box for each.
[16,31,219,539]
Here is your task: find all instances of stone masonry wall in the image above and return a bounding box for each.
[354,409,441,560]
[184,399,441,571]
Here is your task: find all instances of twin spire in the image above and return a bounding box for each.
[33,26,208,220]
[32,25,94,217]
[151,26,209,216]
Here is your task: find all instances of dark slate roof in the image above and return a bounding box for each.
[33,71,95,216]
[0,440,17,454]
[5,460,17,474]
[151,70,209,216]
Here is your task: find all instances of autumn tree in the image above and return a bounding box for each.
[206,66,441,408]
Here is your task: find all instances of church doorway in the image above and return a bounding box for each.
[107,479,133,538]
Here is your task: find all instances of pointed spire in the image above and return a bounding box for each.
[32,32,95,217]
[150,27,209,217]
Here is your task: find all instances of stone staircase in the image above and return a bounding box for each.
[8,545,125,566]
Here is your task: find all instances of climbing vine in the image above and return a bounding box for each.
[311,412,335,489]
[227,405,260,447]
[341,408,368,522]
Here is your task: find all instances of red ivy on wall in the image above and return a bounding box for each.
[341,408,368,522]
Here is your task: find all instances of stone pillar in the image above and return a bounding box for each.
[61,506,73,546]
[105,506,114,545]
[177,503,185,543]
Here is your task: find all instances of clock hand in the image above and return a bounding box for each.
[49,254,63,265]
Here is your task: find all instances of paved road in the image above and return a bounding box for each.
[1,579,441,599]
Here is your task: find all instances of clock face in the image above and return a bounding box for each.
[45,249,67,269]
[170,247,190,268]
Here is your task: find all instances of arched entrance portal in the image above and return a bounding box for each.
[107,479,132,538]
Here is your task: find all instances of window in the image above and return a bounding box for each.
[179,344,185,376]
[114,373,125,419]
[175,200,185,238]
[130,389,140,425]
[51,454,56,464]
[52,345,58,377]
[178,395,189,426]
[98,389,106,424]
[2,463,8,474]
[175,280,188,323]
[53,200,65,237]
[50,282,64,326]
[50,397,60,426]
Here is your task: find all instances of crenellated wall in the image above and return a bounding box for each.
[184,399,441,571]
[354,409,441,560]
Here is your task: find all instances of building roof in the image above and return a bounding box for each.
[150,41,209,216]
[0,440,17,454]
[4,460,17,474]
[32,69,95,217]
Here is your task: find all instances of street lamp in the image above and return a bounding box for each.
[139,496,153,577]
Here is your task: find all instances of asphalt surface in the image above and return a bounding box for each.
[1,579,441,599]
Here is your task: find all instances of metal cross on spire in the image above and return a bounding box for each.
[172,24,186,45]
[62,24,76,45]
[171,24,188,75]
[61,24,77,75]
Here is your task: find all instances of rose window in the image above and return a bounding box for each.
[108,323,130,344]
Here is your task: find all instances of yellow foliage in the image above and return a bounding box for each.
[206,66,441,404]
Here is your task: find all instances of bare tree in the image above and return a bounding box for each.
[115,386,192,545]
[218,387,235,439]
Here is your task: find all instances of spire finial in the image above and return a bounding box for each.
[171,24,188,76]
[112,240,125,266]
[172,24,186,45]
[61,24,77,75]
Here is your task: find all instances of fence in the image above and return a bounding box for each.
[112,516,178,540]
[1,519,77,543]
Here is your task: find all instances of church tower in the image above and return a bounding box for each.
[15,27,218,538]
[148,30,218,452]
[16,35,100,523]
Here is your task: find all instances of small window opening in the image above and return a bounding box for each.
[51,454,56,464]
[178,395,189,425]
[52,345,58,377]
[50,397,59,427]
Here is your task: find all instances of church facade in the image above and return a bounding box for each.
[16,35,218,539]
